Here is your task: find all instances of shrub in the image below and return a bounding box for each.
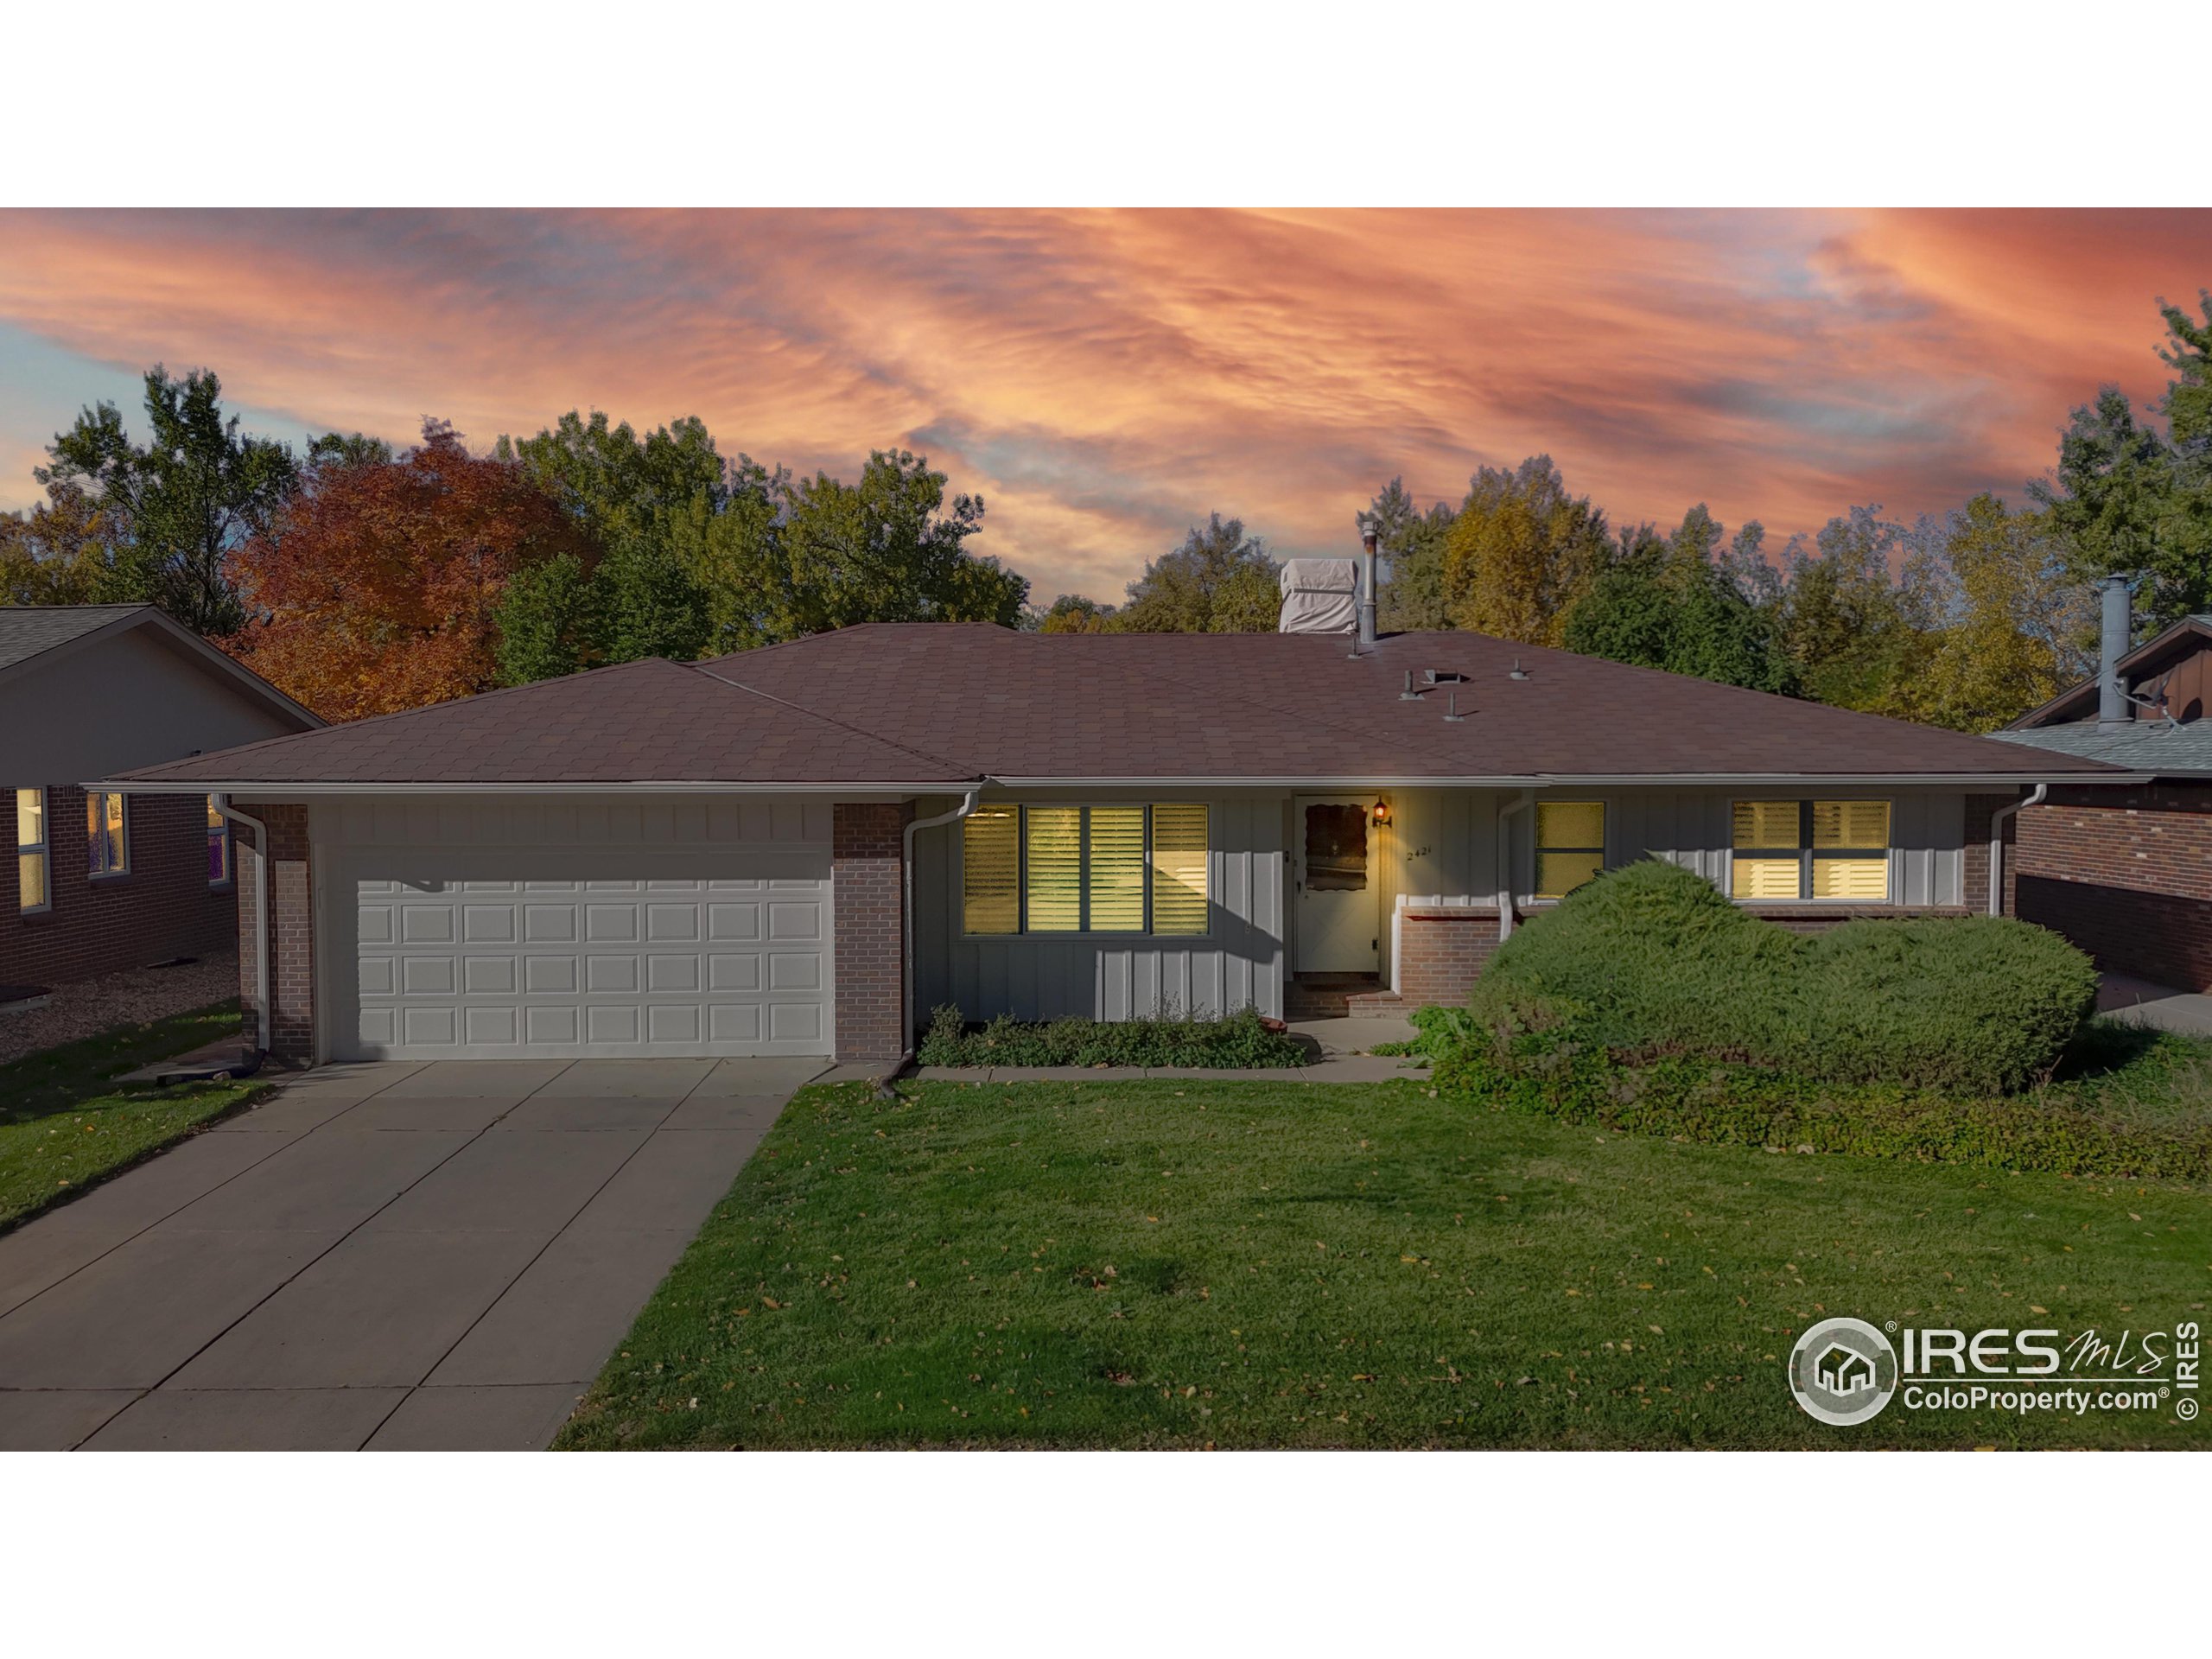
[918,1003,1306,1069]
[1459,859,2094,1094]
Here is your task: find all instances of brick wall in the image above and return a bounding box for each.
[832,801,910,1063]
[1961,791,2020,916]
[1396,908,1503,1004]
[236,801,315,1062]
[2015,782,2212,990]
[1,785,238,992]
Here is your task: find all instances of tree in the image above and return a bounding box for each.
[39,366,298,635]
[1035,594,1116,633]
[1440,456,1611,644]
[1358,477,1458,631]
[1114,513,1280,632]
[1916,493,2093,732]
[1773,505,1940,718]
[226,420,592,719]
[1561,505,1798,695]
[2034,292,2212,626]
[1,480,117,606]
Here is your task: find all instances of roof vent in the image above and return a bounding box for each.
[1424,669,1467,685]
[1279,558,1359,635]
[1508,658,1530,681]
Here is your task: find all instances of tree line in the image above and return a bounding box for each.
[3,289,2205,731]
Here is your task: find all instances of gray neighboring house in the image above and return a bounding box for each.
[1,605,321,995]
[97,595,2134,1070]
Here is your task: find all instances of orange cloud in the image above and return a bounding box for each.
[1,208,2205,600]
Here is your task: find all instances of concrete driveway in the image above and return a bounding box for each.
[0,1055,846,1450]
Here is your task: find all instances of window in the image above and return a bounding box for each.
[1535,801,1605,899]
[86,791,128,877]
[16,788,48,912]
[1731,800,1891,901]
[963,804,1210,936]
[207,796,232,887]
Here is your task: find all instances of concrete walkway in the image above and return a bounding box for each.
[2097,974,2212,1038]
[0,1055,849,1450]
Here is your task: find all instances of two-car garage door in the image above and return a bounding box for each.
[337,844,833,1061]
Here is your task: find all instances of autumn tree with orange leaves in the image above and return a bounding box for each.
[224,421,592,721]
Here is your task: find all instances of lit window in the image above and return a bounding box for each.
[962,804,1211,936]
[207,796,232,887]
[1535,801,1605,899]
[1731,801,1890,901]
[16,788,48,912]
[86,791,128,878]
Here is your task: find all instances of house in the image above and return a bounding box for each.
[94,563,2131,1069]
[1,605,321,1000]
[1992,575,2212,991]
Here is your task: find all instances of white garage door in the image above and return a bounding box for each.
[340,846,833,1060]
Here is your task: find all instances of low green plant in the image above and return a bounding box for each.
[918,1002,1306,1068]
[1460,858,2094,1094]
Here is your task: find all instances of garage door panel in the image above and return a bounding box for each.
[340,842,831,1061]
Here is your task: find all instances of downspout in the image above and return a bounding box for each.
[211,792,271,1056]
[1986,784,2046,918]
[897,786,984,1077]
[1496,788,1535,942]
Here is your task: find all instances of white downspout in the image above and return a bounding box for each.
[899,786,983,1072]
[211,792,271,1055]
[1986,784,2046,917]
[1496,788,1535,942]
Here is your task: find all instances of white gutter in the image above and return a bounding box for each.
[209,793,271,1056]
[81,779,976,797]
[993,772,2145,788]
[1496,788,1536,942]
[1986,784,2048,917]
[898,788,983,1074]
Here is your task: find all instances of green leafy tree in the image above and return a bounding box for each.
[1440,456,1611,645]
[1561,505,1797,694]
[1774,505,1940,717]
[1916,493,2093,731]
[1,480,117,606]
[1358,476,1458,631]
[1114,513,1280,632]
[39,366,298,635]
[1033,594,1116,633]
[2034,292,2212,626]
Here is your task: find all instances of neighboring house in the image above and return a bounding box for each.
[0,605,321,995]
[1992,578,2212,991]
[98,590,2131,1069]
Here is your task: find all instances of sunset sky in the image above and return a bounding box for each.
[1,208,2208,603]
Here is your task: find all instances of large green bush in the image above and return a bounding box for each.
[1458,858,2096,1095]
[918,1003,1306,1069]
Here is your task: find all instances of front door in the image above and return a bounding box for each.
[1294,796,1377,973]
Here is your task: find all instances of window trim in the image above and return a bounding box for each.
[86,789,130,880]
[959,801,1214,940]
[16,786,50,915]
[1727,798,1894,904]
[1532,798,1608,901]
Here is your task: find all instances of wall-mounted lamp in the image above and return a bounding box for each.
[1372,798,1391,826]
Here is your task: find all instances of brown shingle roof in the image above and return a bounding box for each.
[113,623,2122,788]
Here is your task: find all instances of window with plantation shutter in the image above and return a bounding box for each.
[961,803,1211,936]
[1732,800,1891,901]
[1535,801,1605,899]
[961,806,1020,934]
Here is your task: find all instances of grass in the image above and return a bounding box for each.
[0,1001,268,1234]
[556,1077,2212,1450]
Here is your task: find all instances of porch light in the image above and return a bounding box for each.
[1372,799,1391,826]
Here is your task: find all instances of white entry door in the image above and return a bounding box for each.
[338,845,832,1060]
[1294,796,1377,973]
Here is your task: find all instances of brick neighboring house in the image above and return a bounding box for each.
[1992,588,2212,992]
[0,606,321,1004]
[99,557,2134,1068]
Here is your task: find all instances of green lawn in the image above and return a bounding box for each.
[0,1001,268,1233]
[556,1077,2212,1450]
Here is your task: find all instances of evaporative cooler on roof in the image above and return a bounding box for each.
[1277,558,1359,633]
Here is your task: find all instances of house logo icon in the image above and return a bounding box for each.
[1788,1318,1898,1426]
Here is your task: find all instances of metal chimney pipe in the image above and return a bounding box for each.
[1358,530,1378,648]
[2097,574,2133,730]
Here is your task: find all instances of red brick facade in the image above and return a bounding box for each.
[832,801,910,1063]
[235,802,315,1063]
[1395,907,1505,1004]
[2,785,238,993]
[2015,782,2212,991]
[1961,791,2018,917]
